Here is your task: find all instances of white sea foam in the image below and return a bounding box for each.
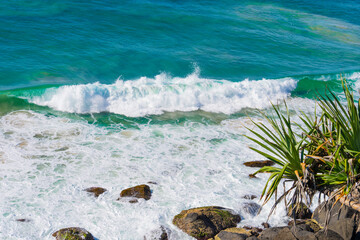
[0,110,299,239]
[29,71,297,117]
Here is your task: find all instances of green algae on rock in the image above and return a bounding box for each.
[120,184,151,200]
[173,206,241,240]
[52,227,94,240]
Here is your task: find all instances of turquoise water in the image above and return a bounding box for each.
[1,1,360,239]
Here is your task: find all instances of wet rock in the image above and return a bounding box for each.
[242,202,261,216]
[16,218,31,222]
[242,195,257,200]
[129,199,139,203]
[215,230,247,240]
[120,184,151,200]
[172,206,241,240]
[287,203,312,219]
[84,187,107,198]
[144,226,169,240]
[261,223,270,229]
[52,227,94,240]
[147,181,158,185]
[243,160,274,168]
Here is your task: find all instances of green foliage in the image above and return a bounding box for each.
[245,78,360,217]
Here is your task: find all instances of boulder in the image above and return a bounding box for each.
[312,200,358,226]
[290,223,317,240]
[172,206,241,240]
[120,184,151,200]
[315,229,344,240]
[258,227,296,240]
[84,187,107,198]
[52,227,94,240]
[215,231,247,240]
[287,203,312,219]
[312,200,358,239]
[288,219,321,233]
[243,161,274,168]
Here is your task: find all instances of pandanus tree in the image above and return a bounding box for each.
[245,79,360,219]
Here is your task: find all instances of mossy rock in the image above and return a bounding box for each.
[52,227,94,240]
[84,187,107,198]
[243,160,274,168]
[120,184,151,200]
[173,206,241,240]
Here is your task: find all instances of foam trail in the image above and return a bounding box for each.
[29,71,297,117]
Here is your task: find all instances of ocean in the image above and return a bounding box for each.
[0,0,360,239]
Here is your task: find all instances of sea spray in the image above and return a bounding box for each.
[28,71,297,117]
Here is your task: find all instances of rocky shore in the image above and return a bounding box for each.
[23,161,360,239]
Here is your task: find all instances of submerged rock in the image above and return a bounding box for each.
[144,226,170,240]
[16,218,31,222]
[173,206,241,240]
[242,194,257,200]
[241,202,261,216]
[243,160,274,168]
[120,184,152,200]
[84,187,107,198]
[52,227,94,240]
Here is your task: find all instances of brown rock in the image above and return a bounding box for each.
[243,160,274,168]
[84,187,107,198]
[52,227,94,240]
[287,203,312,219]
[120,184,151,200]
[16,218,31,222]
[172,206,241,240]
[261,222,270,229]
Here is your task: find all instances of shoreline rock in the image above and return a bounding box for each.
[119,184,152,200]
[52,227,94,240]
[173,206,241,240]
[243,161,274,168]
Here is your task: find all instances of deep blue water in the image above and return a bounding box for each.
[1,0,359,90]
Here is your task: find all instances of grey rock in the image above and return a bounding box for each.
[216,230,247,240]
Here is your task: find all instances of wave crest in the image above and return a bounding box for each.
[29,72,297,117]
